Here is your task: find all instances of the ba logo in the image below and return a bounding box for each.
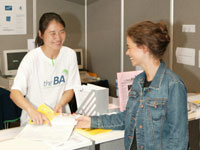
[53,75,65,85]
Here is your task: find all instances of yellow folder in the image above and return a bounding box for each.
[29,104,59,125]
[75,128,112,138]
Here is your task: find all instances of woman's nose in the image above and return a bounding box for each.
[125,50,129,55]
[55,33,61,40]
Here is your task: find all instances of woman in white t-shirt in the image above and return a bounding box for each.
[10,12,81,126]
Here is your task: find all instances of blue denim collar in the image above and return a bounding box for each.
[137,60,166,89]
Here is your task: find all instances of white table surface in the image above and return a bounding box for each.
[76,129,124,145]
[0,127,93,150]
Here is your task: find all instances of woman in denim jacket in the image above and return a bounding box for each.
[76,21,188,150]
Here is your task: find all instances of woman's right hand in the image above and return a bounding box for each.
[27,108,51,125]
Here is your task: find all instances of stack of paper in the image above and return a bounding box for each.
[0,128,93,150]
[188,94,200,111]
[75,128,112,139]
[187,94,200,121]
[17,104,77,144]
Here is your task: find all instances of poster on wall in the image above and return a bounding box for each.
[117,70,143,112]
[0,0,26,35]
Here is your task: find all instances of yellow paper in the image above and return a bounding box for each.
[192,100,200,104]
[76,128,112,137]
[29,104,59,124]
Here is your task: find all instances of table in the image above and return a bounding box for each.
[83,130,125,150]
[187,93,200,150]
[0,127,94,150]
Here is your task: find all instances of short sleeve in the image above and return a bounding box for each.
[11,53,31,95]
[64,51,81,91]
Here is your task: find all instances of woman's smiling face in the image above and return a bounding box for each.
[126,36,146,67]
[40,20,66,52]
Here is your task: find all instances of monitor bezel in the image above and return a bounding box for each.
[1,49,28,76]
[74,49,84,70]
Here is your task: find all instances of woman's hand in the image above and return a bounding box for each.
[75,115,91,129]
[54,104,63,113]
[27,108,50,125]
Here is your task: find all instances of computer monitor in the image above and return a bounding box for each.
[0,49,28,76]
[74,49,84,70]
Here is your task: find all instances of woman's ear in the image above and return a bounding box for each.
[142,45,149,53]
[38,30,42,39]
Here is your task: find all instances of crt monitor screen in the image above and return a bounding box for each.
[76,51,81,65]
[7,52,27,70]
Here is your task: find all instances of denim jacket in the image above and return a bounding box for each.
[91,61,188,150]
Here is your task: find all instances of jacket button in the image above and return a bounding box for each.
[141,145,144,149]
[139,125,143,128]
[128,136,132,139]
[132,117,136,120]
[140,104,144,108]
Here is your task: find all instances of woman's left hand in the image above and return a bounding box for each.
[54,104,63,113]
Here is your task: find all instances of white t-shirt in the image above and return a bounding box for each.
[11,46,81,125]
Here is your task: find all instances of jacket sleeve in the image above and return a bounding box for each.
[91,111,126,130]
[166,81,188,150]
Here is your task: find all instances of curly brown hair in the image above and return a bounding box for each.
[127,21,170,59]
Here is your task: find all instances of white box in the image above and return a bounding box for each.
[75,84,109,116]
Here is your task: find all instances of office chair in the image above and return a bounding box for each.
[0,88,21,130]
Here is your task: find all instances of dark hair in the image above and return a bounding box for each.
[127,21,170,59]
[35,12,66,47]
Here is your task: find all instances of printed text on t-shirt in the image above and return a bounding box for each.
[43,75,66,87]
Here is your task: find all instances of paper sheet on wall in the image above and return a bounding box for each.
[27,39,35,50]
[176,47,195,66]
[0,0,27,35]
[117,71,143,112]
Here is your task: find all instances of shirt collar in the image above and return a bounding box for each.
[137,60,166,89]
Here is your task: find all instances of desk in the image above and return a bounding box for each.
[188,107,200,150]
[0,127,94,150]
[188,119,200,150]
[82,130,125,150]
[0,127,125,150]
[187,93,200,150]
